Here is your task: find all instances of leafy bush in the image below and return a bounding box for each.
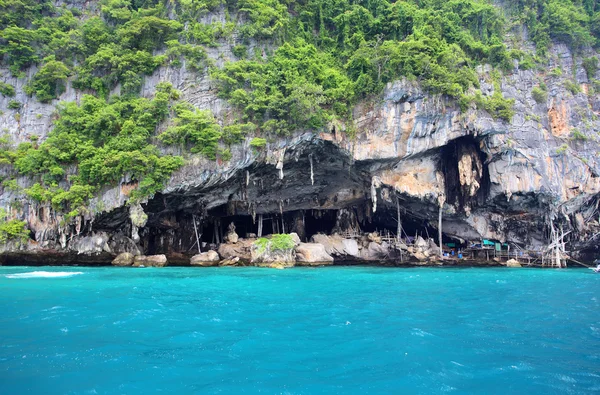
[549,67,563,77]
[24,56,70,102]
[565,80,581,95]
[232,44,247,58]
[158,102,222,159]
[249,137,267,149]
[570,129,588,141]
[0,208,29,244]
[8,100,21,110]
[583,57,598,80]
[532,86,547,104]
[0,82,15,97]
[470,91,515,122]
[270,234,295,251]
[254,234,295,254]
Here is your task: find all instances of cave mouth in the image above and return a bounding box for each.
[440,135,490,210]
[137,200,469,256]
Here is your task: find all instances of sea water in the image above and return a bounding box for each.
[1,266,599,394]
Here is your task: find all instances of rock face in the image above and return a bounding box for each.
[112,252,134,266]
[190,251,220,266]
[295,243,334,266]
[133,255,167,267]
[218,239,254,263]
[360,242,390,261]
[311,234,360,259]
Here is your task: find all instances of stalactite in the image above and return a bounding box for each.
[309,154,314,185]
[246,170,250,186]
[257,214,263,237]
[371,177,381,213]
[438,194,446,256]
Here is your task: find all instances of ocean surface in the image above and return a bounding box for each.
[1,266,599,394]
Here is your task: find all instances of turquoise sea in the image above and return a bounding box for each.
[1,266,599,394]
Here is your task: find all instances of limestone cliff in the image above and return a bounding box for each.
[0,1,599,264]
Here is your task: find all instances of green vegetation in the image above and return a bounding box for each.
[12,83,184,214]
[570,129,588,141]
[0,209,30,243]
[509,0,599,56]
[583,56,598,80]
[158,102,222,159]
[250,137,267,149]
[24,56,70,102]
[532,85,547,104]
[7,100,21,110]
[0,82,15,97]
[0,0,598,221]
[255,234,295,254]
[549,67,563,77]
[565,80,581,95]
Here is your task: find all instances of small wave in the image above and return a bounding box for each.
[557,374,577,383]
[411,328,433,337]
[5,271,83,279]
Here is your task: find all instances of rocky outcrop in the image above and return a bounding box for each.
[224,223,239,244]
[251,238,295,268]
[360,242,390,261]
[295,243,334,266]
[190,251,220,266]
[112,252,134,266]
[311,234,360,259]
[217,239,254,263]
[506,259,522,268]
[133,255,167,267]
[219,256,240,266]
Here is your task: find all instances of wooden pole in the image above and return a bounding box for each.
[396,198,401,243]
[438,203,443,256]
[192,215,201,253]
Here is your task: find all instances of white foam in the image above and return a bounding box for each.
[5,271,83,279]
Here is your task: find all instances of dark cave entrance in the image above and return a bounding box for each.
[198,209,339,244]
[440,136,490,210]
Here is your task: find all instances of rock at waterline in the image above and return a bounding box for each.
[220,256,240,266]
[190,250,220,266]
[295,243,334,266]
[112,252,135,266]
[506,259,522,268]
[133,255,167,267]
[218,239,254,262]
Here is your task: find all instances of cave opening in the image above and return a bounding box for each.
[196,209,339,244]
[440,136,490,210]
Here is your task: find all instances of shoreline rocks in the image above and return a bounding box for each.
[190,251,220,266]
[295,243,334,266]
[112,252,135,266]
[133,255,167,267]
